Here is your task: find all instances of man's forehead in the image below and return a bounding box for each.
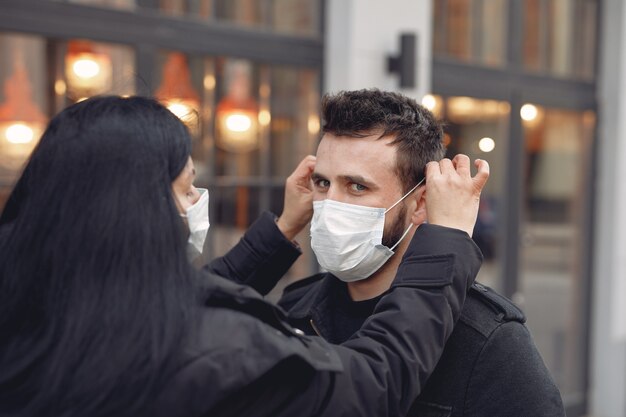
[318,132,396,158]
[315,134,399,182]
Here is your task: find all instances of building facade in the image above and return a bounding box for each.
[0,1,623,416]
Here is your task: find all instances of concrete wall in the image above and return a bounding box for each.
[324,0,432,100]
[591,0,626,415]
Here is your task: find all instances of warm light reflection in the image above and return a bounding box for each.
[215,59,259,152]
[167,102,193,120]
[258,110,271,126]
[0,57,47,157]
[521,104,538,121]
[479,137,496,153]
[203,74,216,90]
[5,123,34,144]
[308,115,320,135]
[226,113,252,132]
[65,41,112,99]
[54,80,67,96]
[421,94,436,111]
[155,53,200,131]
[73,58,100,79]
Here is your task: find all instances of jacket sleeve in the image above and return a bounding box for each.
[212,224,483,417]
[203,211,302,295]
[464,322,566,416]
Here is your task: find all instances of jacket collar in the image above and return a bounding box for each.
[286,273,345,339]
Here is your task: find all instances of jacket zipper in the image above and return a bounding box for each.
[309,319,322,337]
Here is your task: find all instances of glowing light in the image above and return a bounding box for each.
[226,114,252,132]
[258,110,271,126]
[478,137,495,153]
[308,115,320,135]
[5,123,34,144]
[167,102,192,119]
[72,58,100,79]
[54,80,67,96]
[421,94,436,111]
[520,104,538,121]
[203,74,216,90]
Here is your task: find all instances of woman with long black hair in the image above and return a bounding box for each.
[0,96,487,417]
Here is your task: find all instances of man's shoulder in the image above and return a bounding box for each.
[278,273,326,314]
[458,283,526,338]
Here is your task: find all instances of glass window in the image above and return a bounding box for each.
[269,65,319,177]
[523,0,597,79]
[61,0,136,10]
[63,40,135,104]
[155,0,321,38]
[270,0,321,38]
[0,33,48,210]
[0,34,136,213]
[213,58,262,176]
[519,106,594,403]
[433,0,508,67]
[161,52,321,284]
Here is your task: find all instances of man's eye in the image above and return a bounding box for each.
[315,179,330,188]
[350,183,367,192]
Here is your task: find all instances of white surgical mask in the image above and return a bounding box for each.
[182,188,210,260]
[310,179,424,282]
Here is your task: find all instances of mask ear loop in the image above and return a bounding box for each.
[384,177,427,251]
[384,177,426,214]
[389,223,414,251]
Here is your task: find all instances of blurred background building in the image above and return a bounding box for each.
[0,0,624,416]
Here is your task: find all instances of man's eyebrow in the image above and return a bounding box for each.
[339,174,378,189]
[311,172,327,181]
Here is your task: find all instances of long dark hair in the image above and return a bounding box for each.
[0,96,198,416]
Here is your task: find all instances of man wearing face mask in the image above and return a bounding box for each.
[271,90,564,417]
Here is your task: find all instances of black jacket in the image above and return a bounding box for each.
[279,266,566,416]
[160,212,482,417]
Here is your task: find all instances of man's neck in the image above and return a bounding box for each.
[347,249,404,301]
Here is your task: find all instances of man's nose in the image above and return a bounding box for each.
[324,185,344,202]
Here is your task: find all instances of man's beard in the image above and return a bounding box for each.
[382,203,408,249]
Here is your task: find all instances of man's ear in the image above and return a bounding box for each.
[410,187,428,226]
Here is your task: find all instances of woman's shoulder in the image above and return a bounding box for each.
[150,277,342,417]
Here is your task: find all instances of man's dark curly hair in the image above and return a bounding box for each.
[321,89,444,193]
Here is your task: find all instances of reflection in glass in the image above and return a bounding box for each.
[520,107,594,404]
[64,40,135,103]
[215,60,259,153]
[270,0,320,37]
[155,52,201,131]
[269,65,319,177]
[66,40,112,100]
[198,59,320,286]
[213,0,320,37]
[66,0,136,9]
[523,0,597,79]
[155,0,320,37]
[444,96,510,292]
[433,0,507,67]
[0,34,47,208]
[159,0,212,17]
